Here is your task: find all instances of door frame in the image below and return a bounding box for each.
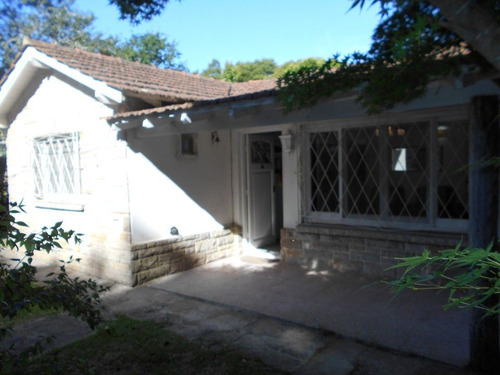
[238,127,284,251]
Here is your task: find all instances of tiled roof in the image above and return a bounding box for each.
[22,39,277,103]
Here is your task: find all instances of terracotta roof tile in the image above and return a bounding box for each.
[107,89,277,121]
[23,40,277,103]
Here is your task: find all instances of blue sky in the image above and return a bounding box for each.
[74,0,381,73]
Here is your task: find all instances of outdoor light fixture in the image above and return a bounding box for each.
[142,118,154,129]
[180,112,192,124]
[211,131,220,144]
[279,132,293,152]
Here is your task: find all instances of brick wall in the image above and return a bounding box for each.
[131,227,242,285]
[281,224,466,278]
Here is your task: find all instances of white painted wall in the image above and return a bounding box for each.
[7,75,133,284]
[126,129,233,244]
[281,126,301,228]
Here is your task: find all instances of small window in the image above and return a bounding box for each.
[178,133,198,158]
[32,133,81,203]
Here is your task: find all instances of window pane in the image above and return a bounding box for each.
[180,133,196,155]
[436,121,468,219]
[310,132,339,212]
[32,133,79,199]
[386,123,428,218]
[342,126,380,217]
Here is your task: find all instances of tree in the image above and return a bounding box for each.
[110,0,174,24]
[0,0,186,77]
[222,59,278,82]
[200,58,278,82]
[114,32,186,70]
[427,0,500,72]
[200,59,222,80]
[199,57,327,82]
[273,57,327,78]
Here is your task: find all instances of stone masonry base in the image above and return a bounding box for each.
[281,224,466,278]
[131,227,242,286]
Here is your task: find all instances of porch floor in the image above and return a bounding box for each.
[143,255,472,369]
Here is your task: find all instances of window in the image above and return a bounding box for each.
[307,120,468,231]
[32,133,81,202]
[177,133,198,158]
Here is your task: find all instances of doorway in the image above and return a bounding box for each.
[245,132,283,258]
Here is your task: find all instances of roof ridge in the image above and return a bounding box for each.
[6,39,276,103]
[25,39,233,87]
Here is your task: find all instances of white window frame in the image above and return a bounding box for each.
[31,132,83,211]
[302,111,469,233]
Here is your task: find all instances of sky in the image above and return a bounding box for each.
[74,0,381,73]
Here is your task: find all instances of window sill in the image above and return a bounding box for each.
[35,200,84,212]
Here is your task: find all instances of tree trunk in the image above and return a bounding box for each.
[429,0,500,71]
[469,95,500,374]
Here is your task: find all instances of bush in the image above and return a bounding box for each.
[387,242,500,316]
[0,201,107,372]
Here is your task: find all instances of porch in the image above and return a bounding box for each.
[145,253,471,368]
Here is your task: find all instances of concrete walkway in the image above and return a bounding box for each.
[145,256,471,365]
[3,255,476,374]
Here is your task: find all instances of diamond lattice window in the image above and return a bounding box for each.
[32,133,80,200]
[308,121,468,229]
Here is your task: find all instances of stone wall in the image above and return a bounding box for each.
[281,224,466,278]
[131,227,242,285]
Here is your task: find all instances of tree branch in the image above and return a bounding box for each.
[428,0,500,71]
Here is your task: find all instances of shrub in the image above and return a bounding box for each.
[0,201,106,372]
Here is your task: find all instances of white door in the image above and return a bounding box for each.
[247,134,276,247]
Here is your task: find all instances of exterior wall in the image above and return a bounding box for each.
[131,227,242,285]
[281,126,301,228]
[281,225,465,278]
[6,75,133,285]
[125,129,233,244]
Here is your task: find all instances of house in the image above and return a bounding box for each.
[0,39,498,286]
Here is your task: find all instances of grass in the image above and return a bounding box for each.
[0,304,60,326]
[17,316,289,375]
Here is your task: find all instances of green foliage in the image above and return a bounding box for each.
[200,59,223,80]
[387,243,500,317]
[222,59,278,82]
[0,0,186,76]
[110,0,175,24]
[113,32,186,70]
[0,201,106,372]
[273,57,327,78]
[277,1,490,113]
[200,57,328,83]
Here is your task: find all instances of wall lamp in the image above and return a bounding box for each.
[279,131,294,152]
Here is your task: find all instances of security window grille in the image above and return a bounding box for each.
[32,133,80,200]
[307,121,468,229]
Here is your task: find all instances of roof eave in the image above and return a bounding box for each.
[0,47,124,127]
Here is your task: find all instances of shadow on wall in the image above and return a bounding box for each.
[123,129,234,244]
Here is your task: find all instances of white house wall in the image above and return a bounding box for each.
[6,75,132,284]
[125,129,233,244]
